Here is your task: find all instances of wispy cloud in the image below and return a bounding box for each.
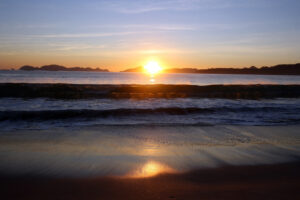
[36,31,140,38]
[95,0,258,14]
[83,24,197,31]
[117,24,196,31]
[107,0,198,14]
[137,48,193,54]
[91,0,200,14]
[47,43,106,51]
[28,24,195,39]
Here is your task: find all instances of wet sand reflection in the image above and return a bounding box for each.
[0,125,300,178]
[127,161,176,178]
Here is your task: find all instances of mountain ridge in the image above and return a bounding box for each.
[19,64,109,72]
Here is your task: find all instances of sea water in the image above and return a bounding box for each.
[1,70,300,85]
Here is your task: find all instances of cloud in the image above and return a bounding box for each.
[47,43,106,51]
[117,24,196,31]
[35,31,141,38]
[95,0,257,14]
[92,0,204,14]
[29,24,195,39]
[82,23,197,31]
[137,48,192,54]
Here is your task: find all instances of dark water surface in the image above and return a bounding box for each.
[1,98,300,130]
[1,70,300,85]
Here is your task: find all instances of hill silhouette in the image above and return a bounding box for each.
[19,65,109,72]
[121,66,144,73]
[122,63,300,75]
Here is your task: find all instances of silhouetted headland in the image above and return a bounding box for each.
[19,64,109,72]
[122,63,300,75]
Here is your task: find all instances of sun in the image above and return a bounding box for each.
[143,61,162,75]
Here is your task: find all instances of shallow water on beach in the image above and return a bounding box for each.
[1,98,300,130]
[0,125,299,178]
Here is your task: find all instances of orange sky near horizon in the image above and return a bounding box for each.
[1,0,300,72]
[1,53,298,72]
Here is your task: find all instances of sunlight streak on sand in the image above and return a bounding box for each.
[127,161,176,178]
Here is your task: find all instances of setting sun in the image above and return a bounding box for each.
[143,61,162,75]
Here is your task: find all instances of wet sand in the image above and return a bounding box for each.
[0,125,300,199]
[1,162,300,200]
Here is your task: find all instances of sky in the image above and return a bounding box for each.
[0,0,300,71]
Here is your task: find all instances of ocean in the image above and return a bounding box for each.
[1,70,300,130]
[1,70,300,85]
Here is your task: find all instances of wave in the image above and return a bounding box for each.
[1,83,300,99]
[0,106,298,121]
[0,107,212,121]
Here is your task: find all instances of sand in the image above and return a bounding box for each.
[0,125,300,199]
[1,162,300,200]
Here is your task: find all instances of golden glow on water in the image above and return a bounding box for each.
[129,161,176,178]
[144,61,162,75]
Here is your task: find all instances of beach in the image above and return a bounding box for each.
[2,0,300,198]
[0,125,300,199]
[1,162,300,200]
[0,73,300,199]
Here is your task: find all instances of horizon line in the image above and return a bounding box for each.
[1,62,300,72]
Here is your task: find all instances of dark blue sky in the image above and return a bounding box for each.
[0,0,299,70]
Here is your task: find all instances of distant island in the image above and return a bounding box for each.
[10,63,300,75]
[122,63,300,75]
[19,64,109,72]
